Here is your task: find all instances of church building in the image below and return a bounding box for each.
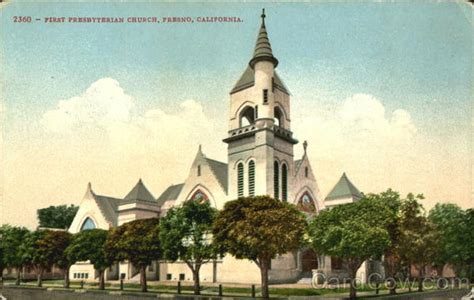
[68,10,368,284]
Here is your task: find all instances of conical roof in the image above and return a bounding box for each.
[325,173,362,201]
[124,179,156,203]
[249,9,278,68]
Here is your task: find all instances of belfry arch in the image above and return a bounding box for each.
[239,106,255,127]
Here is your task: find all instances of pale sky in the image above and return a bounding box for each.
[1,2,472,228]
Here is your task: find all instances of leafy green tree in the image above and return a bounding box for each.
[37,231,73,288]
[466,209,474,281]
[65,229,110,290]
[213,196,307,299]
[105,218,161,292]
[364,189,402,294]
[397,194,439,292]
[37,205,78,229]
[160,200,219,295]
[2,226,29,285]
[309,197,393,300]
[18,230,49,287]
[428,203,470,277]
[0,225,7,280]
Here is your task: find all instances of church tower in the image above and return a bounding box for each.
[224,10,298,201]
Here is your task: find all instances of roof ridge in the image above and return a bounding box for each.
[325,173,362,201]
[205,158,228,192]
[124,179,156,202]
[92,193,119,227]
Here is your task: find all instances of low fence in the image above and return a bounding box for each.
[0,286,261,300]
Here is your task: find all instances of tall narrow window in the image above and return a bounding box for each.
[237,163,244,198]
[274,161,279,199]
[197,165,201,176]
[263,89,268,104]
[255,105,258,119]
[248,160,255,196]
[282,164,288,202]
[305,167,308,178]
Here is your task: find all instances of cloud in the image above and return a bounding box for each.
[294,93,421,197]
[40,78,134,133]
[3,80,470,228]
[4,78,225,228]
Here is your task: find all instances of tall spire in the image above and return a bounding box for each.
[249,8,278,69]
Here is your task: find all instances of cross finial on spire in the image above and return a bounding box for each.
[303,140,308,153]
[261,8,266,24]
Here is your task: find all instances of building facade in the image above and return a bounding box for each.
[68,10,367,284]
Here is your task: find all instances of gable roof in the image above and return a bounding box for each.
[325,173,363,201]
[230,66,289,95]
[156,183,184,206]
[294,159,304,174]
[123,179,156,203]
[205,158,228,193]
[93,194,122,227]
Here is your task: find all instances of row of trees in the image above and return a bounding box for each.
[0,197,304,297]
[1,192,472,300]
[310,190,473,299]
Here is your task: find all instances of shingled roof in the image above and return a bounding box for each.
[93,194,122,227]
[231,66,289,95]
[123,179,156,203]
[249,9,278,69]
[325,173,363,201]
[156,183,184,206]
[205,158,228,193]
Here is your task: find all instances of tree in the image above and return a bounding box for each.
[309,197,393,300]
[364,189,402,294]
[2,226,29,285]
[466,209,474,281]
[37,231,73,288]
[397,194,439,292]
[19,230,50,287]
[428,203,470,278]
[37,205,78,229]
[105,218,161,293]
[160,200,219,295]
[0,225,7,281]
[65,229,110,290]
[213,196,307,298]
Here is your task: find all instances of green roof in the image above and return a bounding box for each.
[123,179,156,203]
[325,173,362,201]
[230,66,289,95]
[156,183,184,206]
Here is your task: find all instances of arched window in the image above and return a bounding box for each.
[240,106,255,127]
[274,161,279,200]
[297,192,317,213]
[248,160,255,196]
[274,107,284,127]
[80,217,96,231]
[237,163,244,198]
[190,189,208,203]
[282,164,288,202]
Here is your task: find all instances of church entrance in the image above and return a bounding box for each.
[301,248,318,274]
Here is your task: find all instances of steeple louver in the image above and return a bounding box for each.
[249,9,279,69]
